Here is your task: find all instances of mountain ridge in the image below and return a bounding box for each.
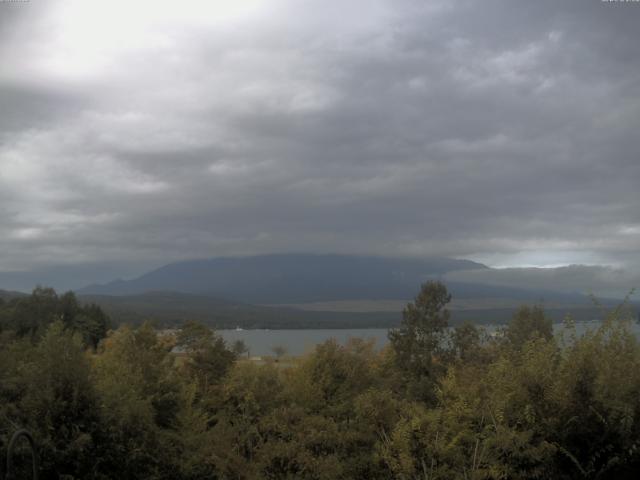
[78,253,489,302]
[76,253,620,309]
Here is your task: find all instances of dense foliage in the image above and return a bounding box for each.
[1,283,639,479]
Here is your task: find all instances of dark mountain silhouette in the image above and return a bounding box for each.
[71,255,637,328]
[0,289,27,301]
[76,253,617,309]
[78,254,489,303]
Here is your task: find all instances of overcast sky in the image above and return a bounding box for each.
[0,0,639,293]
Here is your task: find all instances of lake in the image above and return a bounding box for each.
[219,320,640,356]
[219,328,390,356]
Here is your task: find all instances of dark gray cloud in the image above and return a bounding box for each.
[0,0,639,294]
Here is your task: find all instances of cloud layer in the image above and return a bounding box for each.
[445,265,640,299]
[0,0,639,292]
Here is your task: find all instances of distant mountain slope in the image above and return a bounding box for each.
[78,254,488,303]
[0,289,27,301]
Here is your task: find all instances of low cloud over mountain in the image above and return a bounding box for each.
[445,264,639,299]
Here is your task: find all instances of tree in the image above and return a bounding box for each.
[0,288,110,349]
[8,286,59,339]
[450,321,483,363]
[388,281,451,403]
[209,362,285,478]
[177,320,236,391]
[176,320,213,352]
[74,310,110,350]
[272,345,287,361]
[92,323,182,478]
[14,321,102,478]
[291,338,377,414]
[232,339,249,358]
[505,305,553,350]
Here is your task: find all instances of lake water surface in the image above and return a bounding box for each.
[219,321,640,356]
[219,328,389,356]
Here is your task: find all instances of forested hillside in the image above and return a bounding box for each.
[76,290,623,330]
[77,291,401,329]
[1,283,639,479]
